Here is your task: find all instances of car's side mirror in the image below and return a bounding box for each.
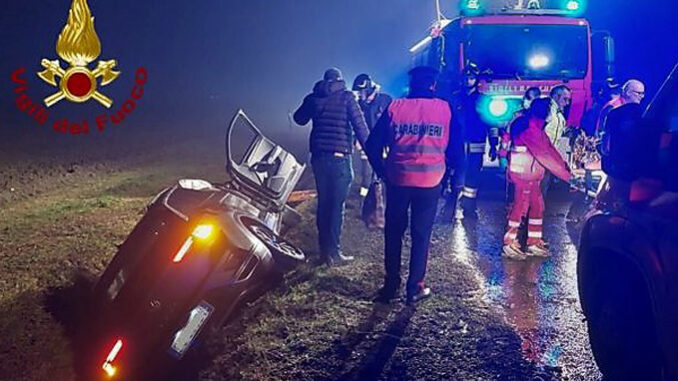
[592,31,616,83]
[603,35,616,79]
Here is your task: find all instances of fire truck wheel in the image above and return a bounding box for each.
[583,251,663,380]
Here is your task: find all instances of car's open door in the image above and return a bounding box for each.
[225,110,305,211]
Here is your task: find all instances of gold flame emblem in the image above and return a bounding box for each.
[38,0,119,108]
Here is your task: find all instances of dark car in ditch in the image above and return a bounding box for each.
[578,63,678,381]
[83,110,307,380]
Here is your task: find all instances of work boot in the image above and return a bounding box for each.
[460,196,478,219]
[327,252,355,267]
[502,242,527,260]
[406,287,432,306]
[526,240,550,258]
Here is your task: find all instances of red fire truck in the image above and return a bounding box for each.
[410,0,614,137]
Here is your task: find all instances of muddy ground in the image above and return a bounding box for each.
[0,135,600,381]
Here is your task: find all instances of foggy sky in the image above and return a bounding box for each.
[1,0,676,147]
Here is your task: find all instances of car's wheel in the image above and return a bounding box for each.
[243,218,305,270]
[580,250,663,381]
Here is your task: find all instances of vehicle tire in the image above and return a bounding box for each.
[242,218,305,271]
[580,250,663,381]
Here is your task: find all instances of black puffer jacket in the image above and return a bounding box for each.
[294,79,369,155]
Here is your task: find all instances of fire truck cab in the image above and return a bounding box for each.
[410,0,614,149]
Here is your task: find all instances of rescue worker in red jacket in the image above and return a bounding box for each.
[503,98,573,260]
[498,87,542,170]
[366,66,463,305]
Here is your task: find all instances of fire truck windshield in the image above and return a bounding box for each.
[463,24,588,80]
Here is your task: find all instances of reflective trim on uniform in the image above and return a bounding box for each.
[527,231,542,238]
[394,163,446,173]
[462,187,478,199]
[528,219,543,226]
[587,190,598,198]
[393,145,445,154]
[512,146,528,153]
[468,143,486,153]
[386,98,450,187]
[508,220,521,228]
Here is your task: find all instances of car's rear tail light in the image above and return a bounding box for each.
[192,224,214,241]
[102,339,123,378]
[172,223,216,263]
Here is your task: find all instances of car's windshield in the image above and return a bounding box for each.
[463,24,588,80]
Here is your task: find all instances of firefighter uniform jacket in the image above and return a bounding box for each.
[451,90,497,154]
[365,95,462,188]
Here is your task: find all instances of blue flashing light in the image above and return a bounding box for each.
[489,98,509,117]
[478,95,519,125]
[467,0,480,10]
[566,0,580,11]
[460,0,484,16]
[562,0,586,15]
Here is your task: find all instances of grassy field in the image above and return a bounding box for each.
[0,138,227,380]
[0,135,598,380]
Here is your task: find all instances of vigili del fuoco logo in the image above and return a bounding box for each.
[9,0,148,135]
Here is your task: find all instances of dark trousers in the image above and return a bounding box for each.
[312,153,353,258]
[460,152,483,210]
[540,172,553,197]
[384,183,440,296]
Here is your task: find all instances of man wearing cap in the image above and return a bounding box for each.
[294,68,370,266]
[365,66,463,305]
[352,73,393,197]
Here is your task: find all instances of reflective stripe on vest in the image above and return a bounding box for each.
[509,150,535,174]
[468,142,486,153]
[386,98,451,187]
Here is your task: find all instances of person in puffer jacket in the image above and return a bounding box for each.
[294,67,370,266]
[503,98,573,260]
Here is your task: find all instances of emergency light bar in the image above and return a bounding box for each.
[458,0,586,16]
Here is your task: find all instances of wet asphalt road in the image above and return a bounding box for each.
[195,167,604,381]
[432,169,601,380]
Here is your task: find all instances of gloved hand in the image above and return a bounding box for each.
[489,145,498,162]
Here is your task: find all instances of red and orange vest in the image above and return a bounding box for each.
[385,98,451,187]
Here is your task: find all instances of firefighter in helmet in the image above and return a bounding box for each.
[448,63,498,218]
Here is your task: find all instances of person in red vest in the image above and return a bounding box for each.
[365,66,463,305]
[503,98,573,260]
